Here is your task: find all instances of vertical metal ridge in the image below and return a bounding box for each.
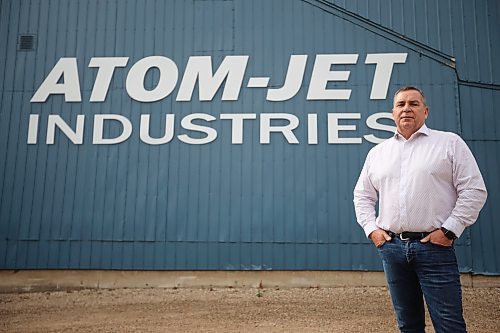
[48,0,64,242]
[445,0,453,60]
[471,0,481,82]
[484,0,494,83]
[56,1,72,241]
[433,0,442,51]
[7,2,25,271]
[0,1,15,262]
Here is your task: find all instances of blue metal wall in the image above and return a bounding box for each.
[0,0,498,273]
[327,0,500,275]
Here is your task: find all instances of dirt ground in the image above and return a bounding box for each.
[1,286,499,333]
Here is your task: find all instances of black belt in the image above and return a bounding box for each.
[386,231,431,240]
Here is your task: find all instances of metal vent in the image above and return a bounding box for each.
[17,34,36,51]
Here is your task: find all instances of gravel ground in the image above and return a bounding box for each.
[1,287,499,332]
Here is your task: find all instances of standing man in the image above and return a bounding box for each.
[353,86,487,333]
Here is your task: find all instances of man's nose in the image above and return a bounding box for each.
[402,104,412,112]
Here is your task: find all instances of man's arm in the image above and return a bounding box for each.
[353,154,380,239]
[441,136,488,238]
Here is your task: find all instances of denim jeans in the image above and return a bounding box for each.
[377,237,466,333]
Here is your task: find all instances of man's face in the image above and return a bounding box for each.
[392,89,428,139]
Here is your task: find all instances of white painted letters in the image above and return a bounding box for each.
[89,57,129,102]
[93,114,132,144]
[307,54,359,100]
[126,56,179,102]
[365,53,408,99]
[267,55,308,101]
[31,58,82,102]
[176,56,249,101]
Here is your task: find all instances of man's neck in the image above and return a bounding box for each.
[396,124,427,140]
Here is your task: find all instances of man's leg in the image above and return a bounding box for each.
[414,242,467,333]
[378,239,426,333]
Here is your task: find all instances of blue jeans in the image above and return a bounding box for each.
[377,237,466,333]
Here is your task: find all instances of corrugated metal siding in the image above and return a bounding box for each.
[460,82,500,274]
[460,85,500,141]
[466,140,500,274]
[327,0,500,85]
[0,0,498,273]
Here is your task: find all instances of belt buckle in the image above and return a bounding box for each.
[399,232,410,241]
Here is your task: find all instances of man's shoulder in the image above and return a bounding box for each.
[427,128,462,142]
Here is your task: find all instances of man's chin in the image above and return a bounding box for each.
[399,123,415,131]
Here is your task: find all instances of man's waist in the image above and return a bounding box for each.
[385,230,431,240]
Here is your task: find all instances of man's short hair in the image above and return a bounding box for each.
[393,86,426,105]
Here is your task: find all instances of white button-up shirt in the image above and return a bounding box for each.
[353,124,487,238]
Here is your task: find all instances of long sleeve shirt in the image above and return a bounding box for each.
[353,124,487,239]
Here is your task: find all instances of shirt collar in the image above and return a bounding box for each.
[394,124,430,140]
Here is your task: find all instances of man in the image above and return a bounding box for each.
[353,86,487,333]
